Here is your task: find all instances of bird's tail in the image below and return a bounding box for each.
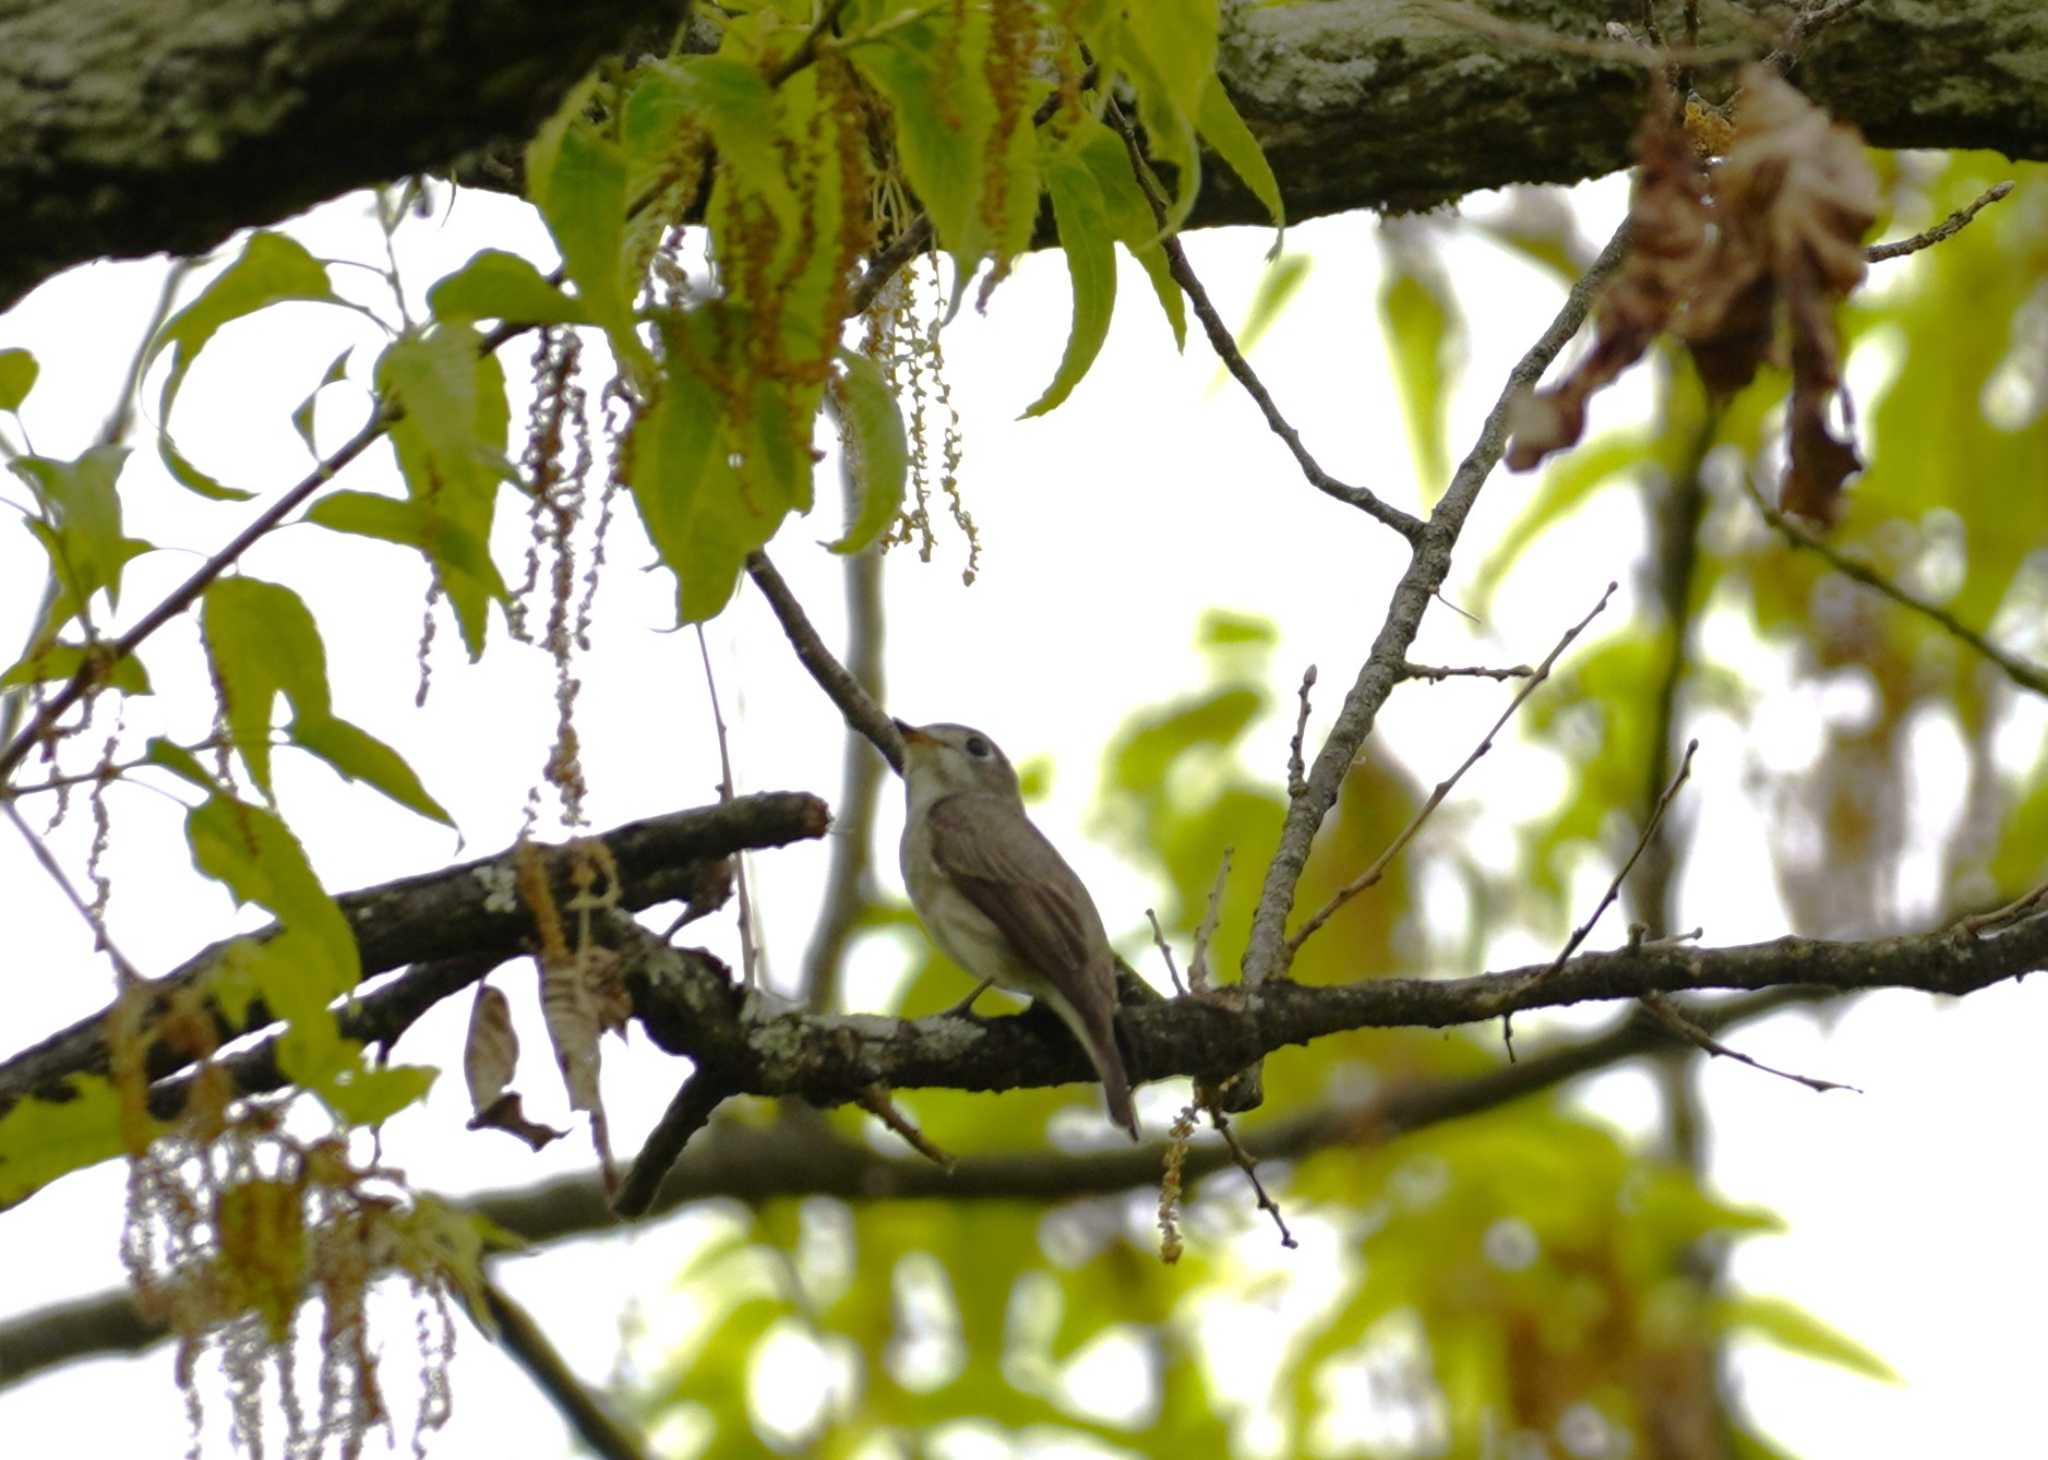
[1081,1005,1140,1142]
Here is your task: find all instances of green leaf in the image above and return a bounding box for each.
[0,348,36,411]
[14,446,148,618]
[850,15,996,264]
[1023,152,1117,418]
[311,1062,437,1127]
[202,577,331,799]
[1112,0,1221,233]
[290,714,452,826]
[145,736,220,792]
[148,232,340,422]
[427,250,589,326]
[186,792,358,1002]
[1077,120,1185,349]
[1379,267,1458,492]
[0,1075,138,1209]
[0,642,150,695]
[376,327,514,655]
[1196,75,1283,232]
[1236,252,1310,359]
[291,348,353,457]
[1472,431,1655,609]
[642,58,800,232]
[159,431,256,502]
[526,100,652,382]
[303,491,508,595]
[827,352,908,554]
[1714,1295,1899,1383]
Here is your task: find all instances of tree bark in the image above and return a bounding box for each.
[5,0,2045,313]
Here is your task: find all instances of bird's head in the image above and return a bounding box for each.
[893,719,1022,803]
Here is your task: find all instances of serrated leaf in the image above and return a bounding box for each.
[850,15,995,265]
[0,642,150,695]
[527,102,651,382]
[148,232,340,422]
[0,348,36,411]
[644,58,800,232]
[202,577,331,798]
[1196,74,1283,232]
[14,446,146,618]
[1077,120,1185,349]
[291,347,353,457]
[1715,1295,1899,1383]
[1023,153,1117,418]
[827,352,908,554]
[290,714,452,825]
[427,250,589,326]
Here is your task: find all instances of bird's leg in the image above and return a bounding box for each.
[939,977,995,1021]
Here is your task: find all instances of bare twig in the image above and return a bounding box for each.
[1552,739,1700,978]
[1639,991,1858,1094]
[482,1280,652,1460]
[1239,218,1634,1007]
[615,1069,733,1219]
[1744,474,2048,698]
[768,0,855,85]
[1397,661,1535,683]
[1867,181,2016,264]
[1287,583,1617,958]
[695,627,759,993]
[1186,848,1232,995]
[1146,909,1188,996]
[2,802,144,983]
[1101,98,1423,540]
[745,550,906,771]
[857,1085,956,1170]
[1762,0,1872,72]
[1205,1101,1296,1249]
[1286,666,1316,799]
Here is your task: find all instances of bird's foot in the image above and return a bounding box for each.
[939,977,995,1021]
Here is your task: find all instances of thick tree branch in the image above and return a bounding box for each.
[0,792,828,1115]
[0,983,1837,1388]
[7,0,2046,313]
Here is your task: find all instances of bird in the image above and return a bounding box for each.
[893,718,1140,1140]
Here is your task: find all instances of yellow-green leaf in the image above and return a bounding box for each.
[0,1075,139,1209]
[828,352,909,554]
[1379,267,1459,492]
[0,641,150,695]
[1023,152,1117,418]
[0,348,36,411]
[15,446,147,618]
[202,577,331,798]
[290,347,353,458]
[1236,252,1310,359]
[290,714,452,826]
[1196,74,1283,232]
[1714,1295,1899,1383]
[147,232,341,422]
[527,101,651,381]
[428,250,589,326]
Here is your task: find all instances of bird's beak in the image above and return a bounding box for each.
[891,718,929,746]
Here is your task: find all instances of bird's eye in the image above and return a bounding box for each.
[964,735,991,759]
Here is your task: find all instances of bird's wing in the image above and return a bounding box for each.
[924,793,1107,983]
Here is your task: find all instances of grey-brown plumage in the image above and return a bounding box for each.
[895,719,1139,1140]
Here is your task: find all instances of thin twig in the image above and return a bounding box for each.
[1762,0,1872,72]
[1639,991,1858,1094]
[1549,738,1699,978]
[1146,909,1188,996]
[1286,666,1316,799]
[1286,583,1618,958]
[0,407,392,784]
[1205,1101,1295,1249]
[695,627,759,994]
[1186,848,1232,995]
[1397,661,1535,683]
[3,802,144,983]
[615,1069,733,1219]
[745,550,905,772]
[1867,181,2015,264]
[1744,474,2048,699]
[856,1085,956,1170]
[768,0,856,85]
[1100,98,1422,540]
[482,1280,653,1460]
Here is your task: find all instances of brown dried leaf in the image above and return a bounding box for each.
[461,983,518,1115]
[464,1092,567,1152]
[1506,107,1711,471]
